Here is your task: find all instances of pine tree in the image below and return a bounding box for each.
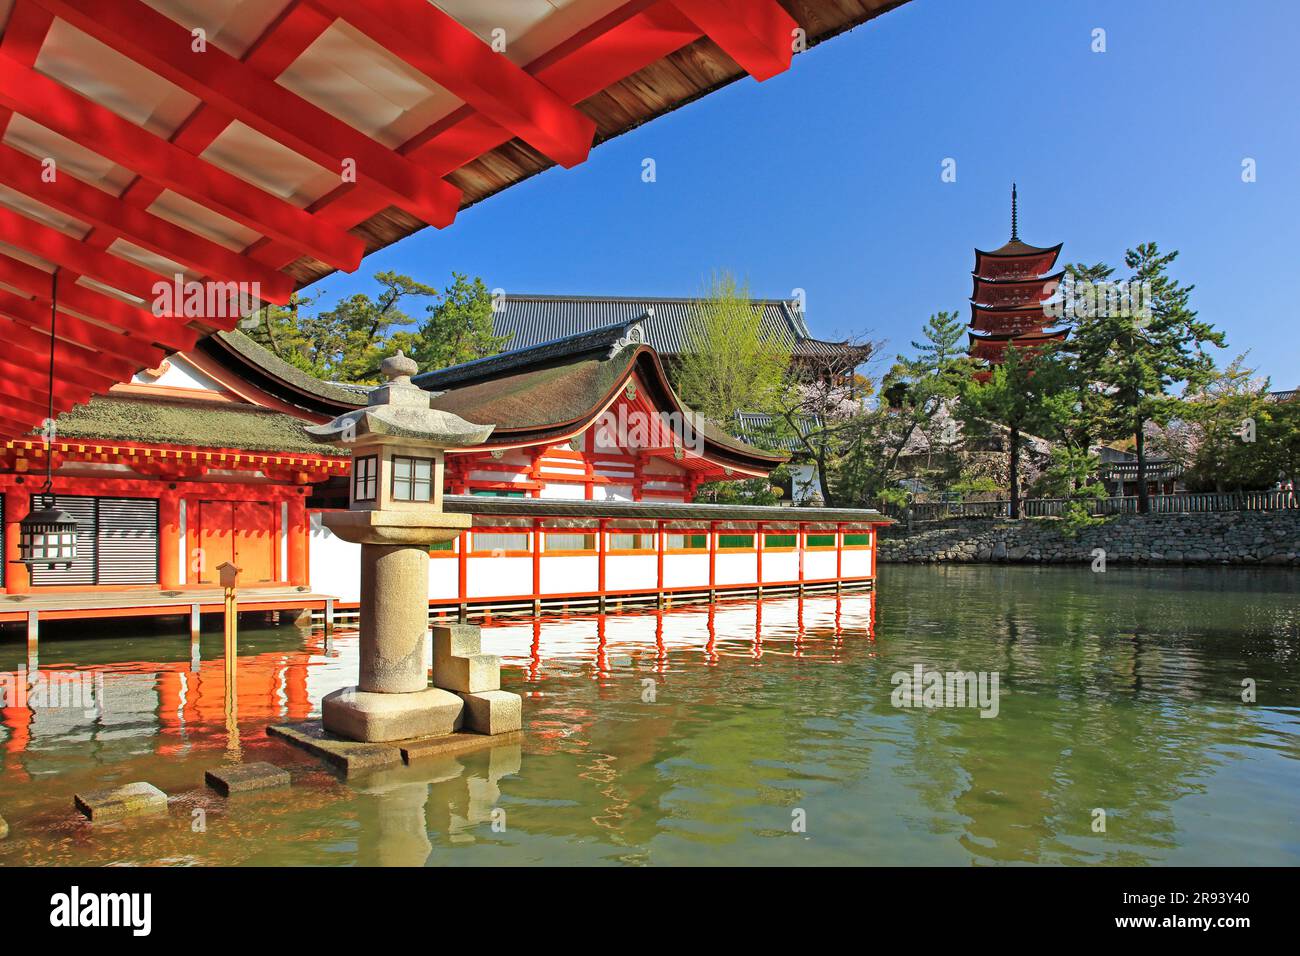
[1072,243,1224,513]
[408,273,513,371]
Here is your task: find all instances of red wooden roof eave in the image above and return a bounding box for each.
[0,0,809,437]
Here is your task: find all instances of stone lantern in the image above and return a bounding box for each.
[305,352,511,742]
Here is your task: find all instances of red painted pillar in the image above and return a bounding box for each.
[457,529,469,618]
[532,518,542,608]
[835,522,844,584]
[755,521,764,590]
[286,494,309,586]
[597,518,607,595]
[3,488,30,594]
[708,520,717,598]
[797,525,805,592]
[158,489,181,589]
[655,519,664,603]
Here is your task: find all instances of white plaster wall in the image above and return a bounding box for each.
[761,551,799,583]
[539,555,599,594]
[429,558,458,601]
[539,482,585,500]
[605,554,657,591]
[715,551,758,586]
[309,511,361,602]
[661,553,709,588]
[466,556,532,598]
[842,550,872,578]
[804,550,838,581]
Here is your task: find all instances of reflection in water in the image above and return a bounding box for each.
[0,567,1298,866]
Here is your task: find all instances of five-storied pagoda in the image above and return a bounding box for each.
[968,185,1067,380]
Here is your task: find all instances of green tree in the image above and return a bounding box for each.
[247,272,437,383]
[959,345,1064,518]
[1259,398,1300,491]
[406,273,513,371]
[1071,243,1224,513]
[1165,356,1277,492]
[674,272,791,422]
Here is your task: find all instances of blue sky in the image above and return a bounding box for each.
[304,0,1300,386]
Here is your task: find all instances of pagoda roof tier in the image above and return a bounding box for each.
[971,270,1064,307]
[969,301,1059,334]
[973,241,1063,280]
[968,329,1067,361]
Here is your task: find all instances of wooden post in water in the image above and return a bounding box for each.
[218,562,241,740]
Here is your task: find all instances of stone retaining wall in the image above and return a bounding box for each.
[877,511,1300,566]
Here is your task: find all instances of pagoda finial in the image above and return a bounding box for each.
[1010,182,1019,241]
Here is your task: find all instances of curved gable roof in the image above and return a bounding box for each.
[417,319,785,472]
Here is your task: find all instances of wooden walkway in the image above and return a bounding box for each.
[0,587,337,638]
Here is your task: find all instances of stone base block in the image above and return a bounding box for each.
[433,653,500,693]
[322,685,463,742]
[74,782,167,821]
[459,690,522,735]
[205,761,291,796]
[267,722,403,776]
[432,623,482,658]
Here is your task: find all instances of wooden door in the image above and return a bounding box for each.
[234,501,276,583]
[197,501,234,584]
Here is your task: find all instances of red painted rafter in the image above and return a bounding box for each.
[0,205,172,305]
[668,0,797,81]
[0,56,364,271]
[309,0,597,170]
[33,0,461,229]
[0,251,197,353]
[0,142,295,305]
[1,318,137,385]
[0,288,164,366]
[251,0,709,269]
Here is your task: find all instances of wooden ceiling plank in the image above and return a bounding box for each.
[0,56,365,271]
[33,0,461,229]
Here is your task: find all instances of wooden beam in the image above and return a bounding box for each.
[0,250,197,352]
[0,288,166,367]
[667,0,797,81]
[0,205,177,305]
[309,0,596,169]
[0,142,294,304]
[33,0,461,229]
[0,56,364,271]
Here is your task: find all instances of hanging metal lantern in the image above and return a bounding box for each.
[18,496,78,569]
[13,272,79,570]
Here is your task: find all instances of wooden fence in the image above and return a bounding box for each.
[889,490,1299,523]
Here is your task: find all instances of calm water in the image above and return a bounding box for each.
[0,566,1296,866]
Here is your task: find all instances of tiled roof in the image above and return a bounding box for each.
[487,293,850,357]
[415,318,784,472]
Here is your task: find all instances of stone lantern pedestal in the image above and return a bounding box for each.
[299,353,523,744]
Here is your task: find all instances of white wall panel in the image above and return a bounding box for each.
[466,556,531,598]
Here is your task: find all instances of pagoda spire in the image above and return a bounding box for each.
[1010,182,1018,241]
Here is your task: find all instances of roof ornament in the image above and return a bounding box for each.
[607,319,645,358]
[1010,182,1019,241]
